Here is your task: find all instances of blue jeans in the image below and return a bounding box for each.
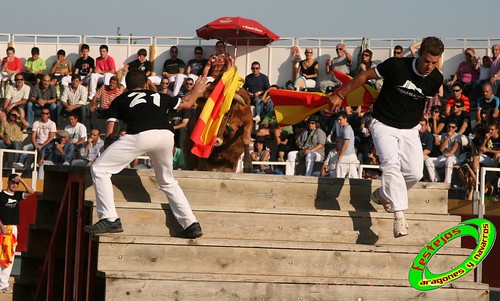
[254,97,274,118]
[0,140,22,164]
[27,102,57,128]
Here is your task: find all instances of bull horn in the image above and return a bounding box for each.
[233,93,246,106]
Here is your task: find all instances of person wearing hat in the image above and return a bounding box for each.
[250,136,272,174]
[0,174,35,293]
[286,114,326,176]
[44,130,75,166]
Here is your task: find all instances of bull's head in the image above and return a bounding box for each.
[214,90,250,147]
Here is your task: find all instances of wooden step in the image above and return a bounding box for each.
[95,237,474,282]
[101,271,489,301]
[94,204,463,247]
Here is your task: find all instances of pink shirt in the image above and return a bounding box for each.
[490,56,500,78]
[457,61,478,83]
[95,56,116,73]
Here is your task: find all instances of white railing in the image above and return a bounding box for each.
[0,149,38,190]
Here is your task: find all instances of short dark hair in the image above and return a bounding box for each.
[452,82,462,89]
[80,43,90,52]
[137,48,147,57]
[109,76,118,83]
[99,44,109,52]
[31,47,40,56]
[125,70,147,89]
[57,49,66,57]
[337,111,348,119]
[71,74,80,81]
[419,37,445,57]
[67,112,79,120]
[6,46,15,53]
[8,174,19,183]
[394,45,403,52]
[194,46,203,53]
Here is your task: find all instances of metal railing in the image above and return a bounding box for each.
[0,149,38,190]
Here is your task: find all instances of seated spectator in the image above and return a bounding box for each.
[89,76,121,130]
[331,111,359,178]
[393,45,404,58]
[294,48,318,90]
[120,48,154,90]
[23,47,46,84]
[489,44,500,96]
[60,74,88,121]
[444,83,470,116]
[473,123,500,169]
[445,48,479,97]
[178,77,195,97]
[73,43,94,83]
[3,74,30,116]
[320,43,352,93]
[0,108,28,166]
[88,45,116,100]
[470,55,493,106]
[419,118,435,161]
[321,147,338,178]
[202,41,232,81]
[352,49,379,89]
[185,46,207,81]
[158,76,173,96]
[428,105,444,135]
[438,99,470,138]
[43,130,75,166]
[172,145,185,170]
[0,47,22,97]
[425,121,461,183]
[14,106,56,169]
[27,74,58,128]
[72,128,104,167]
[150,46,186,96]
[286,115,326,176]
[476,82,500,124]
[64,113,87,150]
[244,61,271,120]
[251,136,272,174]
[168,104,192,149]
[49,49,73,88]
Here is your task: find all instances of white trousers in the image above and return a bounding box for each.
[0,72,15,82]
[334,153,359,178]
[425,155,458,183]
[0,225,17,289]
[286,150,323,176]
[91,130,197,229]
[370,119,423,211]
[88,73,114,99]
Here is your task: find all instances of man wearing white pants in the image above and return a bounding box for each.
[334,111,359,178]
[84,70,207,238]
[87,45,116,100]
[425,121,461,183]
[329,37,445,238]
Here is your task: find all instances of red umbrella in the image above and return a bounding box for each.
[196,16,279,58]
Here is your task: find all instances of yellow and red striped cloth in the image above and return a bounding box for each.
[190,66,245,158]
[0,226,17,268]
[271,70,379,126]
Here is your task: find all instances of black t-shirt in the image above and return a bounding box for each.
[163,58,186,74]
[168,108,193,126]
[128,59,152,74]
[439,112,471,135]
[108,90,181,134]
[187,58,208,76]
[74,57,95,76]
[373,57,443,129]
[0,191,24,225]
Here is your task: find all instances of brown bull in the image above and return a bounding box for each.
[183,82,254,172]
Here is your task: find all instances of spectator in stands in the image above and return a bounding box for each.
[476,82,500,124]
[244,61,271,122]
[438,99,470,138]
[428,105,443,135]
[320,43,352,93]
[470,55,493,105]
[251,136,272,174]
[444,82,470,116]
[23,47,46,84]
[419,118,435,161]
[89,76,121,130]
[60,74,88,121]
[88,45,116,100]
[64,113,87,150]
[3,73,29,116]
[158,76,173,96]
[15,106,56,169]
[49,49,73,88]
[160,46,187,96]
[425,121,461,183]
[332,111,359,178]
[73,44,94,83]
[202,41,233,81]
[179,77,195,97]
[27,74,57,128]
[168,102,192,149]
[393,45,404,58]
[0,174,35,294]
[353,49,379,89]
[286,115,326,176]
[71,127,103,167]
[0,108,28,166]
[44,130,75,166]
[321,146,337,178]
[295,48,318,90]
[489,44,500,95]
[472,123,500,169]
[172,145,185,170]
[120,48,154,90]
[185,46,207,81]
[0,47,22,97]
[446,48,479,97]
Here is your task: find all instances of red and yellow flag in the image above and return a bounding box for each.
[190,66,244,158]
[270,70,379,126]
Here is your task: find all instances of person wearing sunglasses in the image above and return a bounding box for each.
[321,43,352,93]
[425,121,461,184]
[3,74,29,116]
[294,48,318,90]
[244,61,271,123]
[0,174,34,294]
[444,82,470,116]
[393,45,404,58]
[185,46,207,81]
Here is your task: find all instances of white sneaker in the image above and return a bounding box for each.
[393,214,409,238]
[370,188,393,213]
[12,162,24,169]
[253,115,261,123]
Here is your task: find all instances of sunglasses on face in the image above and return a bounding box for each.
[394,51,402,55]
[305,51,312,54]
[161,82,169,85]
[195,52,202,55]
[454,105,463,108]
[251,67,260,70]
[453,89,461,92]
[41,112,50,115]
[15,78,23,81]
[448,125,457,129]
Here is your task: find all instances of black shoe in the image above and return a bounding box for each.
[176,222,203,239]
[84,218,124,234]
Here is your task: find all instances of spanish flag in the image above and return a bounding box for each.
[0,226,17,268]
[190,66,244,158]
[270,70,379,126]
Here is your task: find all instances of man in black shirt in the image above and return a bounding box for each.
[0,174,35,293]
[84,70,207,238]
[329,37,445,238]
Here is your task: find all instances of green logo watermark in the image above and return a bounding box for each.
[408,218,496,291]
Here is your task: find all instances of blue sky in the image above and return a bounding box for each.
[2,0,499,39]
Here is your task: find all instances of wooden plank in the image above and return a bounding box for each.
[97,243,474,281]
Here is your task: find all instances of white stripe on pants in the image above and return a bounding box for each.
[91,130,197,228]
[88,73,114,99]
[370,119,423,211]
[0,225,17,289]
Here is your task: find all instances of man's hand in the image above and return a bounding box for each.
[328,93,343,113]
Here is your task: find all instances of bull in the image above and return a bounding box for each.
[183,79,254,172]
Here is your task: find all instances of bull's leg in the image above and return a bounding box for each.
[242,144,253,173]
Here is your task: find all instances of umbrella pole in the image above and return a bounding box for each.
[233,28,239,62]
